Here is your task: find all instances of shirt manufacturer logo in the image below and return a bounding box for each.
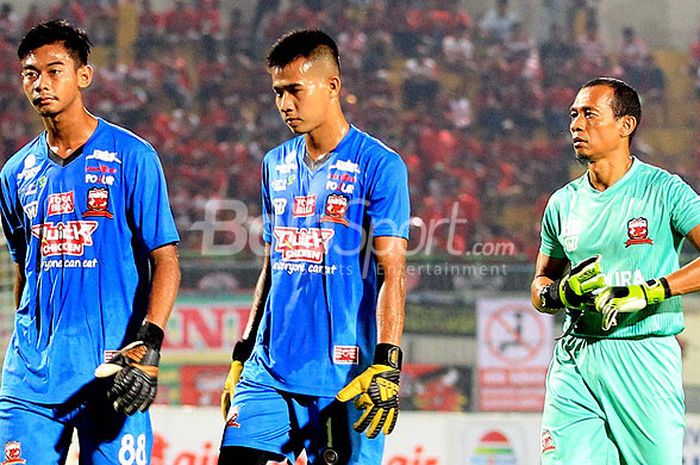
[86,149,121,164]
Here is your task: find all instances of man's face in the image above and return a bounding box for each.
[569,85,626,162]
[270,56,335,135]
[20,42,91,118]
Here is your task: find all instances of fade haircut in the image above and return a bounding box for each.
[267,29,341,74]
[18,19,92,67]
[581,77,642,144]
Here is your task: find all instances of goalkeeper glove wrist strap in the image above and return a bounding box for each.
[541,281,564,310]
[231,339,254,362]
[646,277,671,303]
[374,343,403,369]
[137,321,165,351]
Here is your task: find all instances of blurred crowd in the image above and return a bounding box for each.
[0,0,695,263]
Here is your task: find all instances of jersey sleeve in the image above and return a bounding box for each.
[0,168,26,263]
[366,152,410,239]
[539,194,566,259]
[666,174,700,237]
[261,160,272,244]
[125,146,180,252]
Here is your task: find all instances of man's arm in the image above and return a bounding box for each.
[220,243,271,418]
[240,243,271,341]
[374,236,407,344]
[13,263,25,310]
[144,243,180,329]
[665,224,700,296]
[530,252,569,313]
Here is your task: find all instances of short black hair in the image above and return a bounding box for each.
[582,77,642,143]
[18,19,92,66]
[267,29,340,73]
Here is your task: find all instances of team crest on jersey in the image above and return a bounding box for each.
[541,430,556,454]
[2,441,26,465]
[273,227,334,263]
[84,187,113,219]
[321,194,350,226]
[31,221,99,257]
[333,345,359,365]
[293,195,316,217]
[625,217,653,247]
[226,405,241,428]
[47,191,75,216]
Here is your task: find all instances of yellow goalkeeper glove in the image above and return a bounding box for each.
[220,340,253,420]
[540,255,606,311]
[594,278,670,331]
[336,343,402,439]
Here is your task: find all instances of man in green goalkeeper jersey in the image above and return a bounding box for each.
[531,77,700,465]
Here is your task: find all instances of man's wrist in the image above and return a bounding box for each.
[540,282,564,311]
[374,343,403,369]
[137,321,165,351]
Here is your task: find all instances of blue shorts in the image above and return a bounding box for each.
[220,378,385,464]
[0,390,152,465]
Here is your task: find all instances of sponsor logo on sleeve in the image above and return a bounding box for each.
[293,194,316,217]
[84,187,113,219]
[333,345,359,365]
[625,217,653,247]
[272,227,334,263]
[321,194,349,226]
[47,191,75,216]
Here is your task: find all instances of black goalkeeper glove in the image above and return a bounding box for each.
[336,343,402,439]
[94,321,164,415]
[540,255,606,312]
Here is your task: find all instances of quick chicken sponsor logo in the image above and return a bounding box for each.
[272,227,334,263]
[31,221,98,257]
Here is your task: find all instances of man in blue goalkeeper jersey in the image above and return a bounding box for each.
[219,30,410,465]
[531,77,700,465]
[0,20,180,464]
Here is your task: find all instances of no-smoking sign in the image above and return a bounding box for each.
[478,300,554,368]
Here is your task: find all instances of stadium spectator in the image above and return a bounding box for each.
[479,0,520,44]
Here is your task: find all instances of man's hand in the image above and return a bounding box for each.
[95,321,164,415]
[541,255,606,311]
[594,278,670,331]
[220,340,253,419]
[336,344,402,439]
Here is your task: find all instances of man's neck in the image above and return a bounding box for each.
[304,115,350,160]
[587,152,634,191]
[44,108,98,158]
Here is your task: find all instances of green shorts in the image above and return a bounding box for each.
[541,335,684,465]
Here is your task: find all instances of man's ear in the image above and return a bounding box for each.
[77,64,93,89]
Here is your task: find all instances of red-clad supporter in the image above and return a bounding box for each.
[0,0,643,262]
